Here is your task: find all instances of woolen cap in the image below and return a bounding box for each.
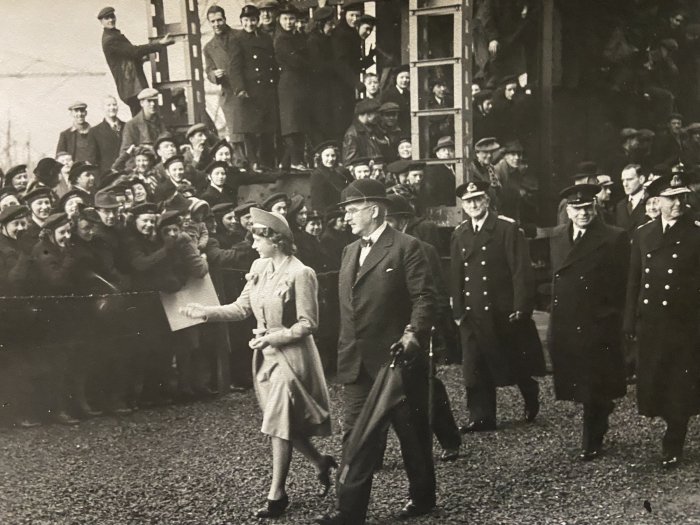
[137,88,160,101]
[23,186,52,205]
[131,202,158,216]
[559,183,601,207]
[474,137,499,152]
[456,180,489,200]
[386,194,414,216]
[338,179,389,207]
[0,205,29,225]
[97,6,115,19]
[94,190,121,209]
[250,207,293,240]
[43,212,71,231]
[262,192,290,210]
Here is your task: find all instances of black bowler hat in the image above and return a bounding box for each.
[0,205,29,225]
[559,183,601,207]
[34,157,64,186]
[456,180,490,200]
[386,194,414,217]
[337,179,389,207]
[241,4,261,18]
[646,173,691,198]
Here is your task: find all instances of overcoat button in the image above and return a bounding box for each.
[662,300,668,306]
[668,269,673,274]
[643,299,649,304]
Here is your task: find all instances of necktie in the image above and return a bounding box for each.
[487,166,501,188]
[473,223,479,234]
[627,199,634,214]
[361,238,373,248]
[574,230,583,243]
[663,223,670,235]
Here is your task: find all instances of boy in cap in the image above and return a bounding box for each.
[342,99,389,165]
[549,183,629,461]
[99,6,174,116]
[424,137,457,207]
[426,78,454,145]
[56,102,98,165]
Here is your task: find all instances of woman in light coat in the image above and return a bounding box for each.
[181,207,335,519]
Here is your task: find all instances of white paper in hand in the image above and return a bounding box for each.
[159,274,220,331]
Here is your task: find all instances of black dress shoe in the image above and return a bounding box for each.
[398,500,434,519]
[524,397,540,423]
[578,448,601,461]
[317,455,338,496]
[661,455,681,469]
[440,447,459,462]
[254,494,289,519]
[315,511,347,525]
[459,420,496,433]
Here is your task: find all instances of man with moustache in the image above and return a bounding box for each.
[316,179,436,524]
[548,184,629,461]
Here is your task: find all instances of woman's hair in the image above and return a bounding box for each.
[267,230,296,256]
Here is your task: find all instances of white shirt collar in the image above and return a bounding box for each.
[661,217,677,231]
[363,221,388,245]
[573,225,587,239]
[472,212,489,231]
[628,190,644,208]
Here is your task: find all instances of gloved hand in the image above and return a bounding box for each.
[398,330,420,355]
[508,311,531,323]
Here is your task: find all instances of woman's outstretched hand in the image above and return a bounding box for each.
[179,303,208,320]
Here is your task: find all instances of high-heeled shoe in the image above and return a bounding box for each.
[317,455,338,497]
[254,494,289,519]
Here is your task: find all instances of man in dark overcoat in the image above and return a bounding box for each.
[624,173,700,468]
[615,164,649,232]
[316,179,436,524]
[450,180,544,432]
[89,96,124,180]
[203,5,246,168]
[120,88,168,153]
[98,6,174,116]
[549,184,629,461]
[330,2,376,140]
[228,5,278,171]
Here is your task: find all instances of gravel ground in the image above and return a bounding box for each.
[1,367,699,525]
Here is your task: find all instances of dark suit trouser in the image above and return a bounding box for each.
[339,365,436,524]
[466,351,539,425]
[582,400,614,452]
[431,376,462,449]
[663,416,689,457]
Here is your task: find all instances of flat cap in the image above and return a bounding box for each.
[620,127,640,140]
[312,6,335,22]
[131,202,158,216]
[474,137,500,152]
[257,0,279,9]
[338,179,389,207]
[250,207,293,241]
[386,159,411,174]
[137,88,160,101]
[559,183,601,207]
[354,98,381,116]
[406,161,426,172]
[433,136,455,153]
[349,156,372,168]
[473,89,493,105]
[155,132,177,151]
[97,6,115,19]
[379,102,400,113]
[685,122,700,134]
[0,205,29,225]
[43,212,71,231]
[262,192,290,210]
[289,194,306,216]
[68,101,87,111]
[357,14,376,26]
[94,189,121,209]
[503,139,525,153]
[185,123,207,139]
[456,180,489,200]
[157,209,183,229]
[596,175,614,187]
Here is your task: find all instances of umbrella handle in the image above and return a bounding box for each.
[428,327,435,427]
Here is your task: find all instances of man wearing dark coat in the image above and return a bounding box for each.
[89,96,124,181]
[380,65,411,134]
[330,3,376,140]
[203,5,246,168]
[624,173,700,468]
[56,102,98,165]
[120,88,168,153]
[614,164,649,232]
[228,5,278,171]
[549,184,629,461]
[316,179,436,524]
[450,181,544,432]
[342,99,389,165]
[98,6,174,116]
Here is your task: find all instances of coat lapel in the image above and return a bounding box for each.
[340,240,361,293]
[555,220,607,272]
[463,213,495,259]
[354,226,393,286]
